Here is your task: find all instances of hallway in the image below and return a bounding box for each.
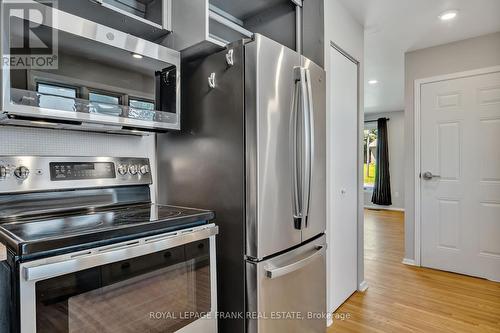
[328,209,500,332]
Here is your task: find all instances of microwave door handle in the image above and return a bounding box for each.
[303,69,314,226]
[265,245,326,279]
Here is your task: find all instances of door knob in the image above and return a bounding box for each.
[422,171,441,180]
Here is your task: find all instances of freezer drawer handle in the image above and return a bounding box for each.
[265,245,326,279]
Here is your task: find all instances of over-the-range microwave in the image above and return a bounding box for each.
[0,0,180,135]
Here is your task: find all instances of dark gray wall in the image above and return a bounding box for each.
[244,3,297,51]
[303,0,324,67]
[157,44,246,333]
[245,0,325,68]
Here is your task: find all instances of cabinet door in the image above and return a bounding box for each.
[329,46,358,311]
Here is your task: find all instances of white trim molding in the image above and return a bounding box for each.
[402,258,416,266]
[358,280,368,292]
[413,65,500,267]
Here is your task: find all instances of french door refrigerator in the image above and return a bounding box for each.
[157,34,326,333]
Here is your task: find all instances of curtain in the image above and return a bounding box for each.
[372,118,392,206]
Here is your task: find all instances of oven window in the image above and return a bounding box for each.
[35,240,211,332]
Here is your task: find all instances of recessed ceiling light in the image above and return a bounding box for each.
[368,80,378,85]
[439,10,458,21]
[132,53,143,59]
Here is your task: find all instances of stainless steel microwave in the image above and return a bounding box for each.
[0,0,180,135]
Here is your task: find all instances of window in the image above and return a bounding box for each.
[363,127,378,189]
[129,98,155,110]
[37,83,77,98]
[35,80,153,117]
[89,92,120,105]
[37,83,77,111]
[89,92,122,116]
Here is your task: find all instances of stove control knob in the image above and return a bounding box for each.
[14,166,30,180]
[0,165,6,178]
[129,165,138,175]
[139,165,150,175]
[117,164,128,175]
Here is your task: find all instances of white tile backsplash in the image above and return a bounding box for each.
[0,126,154,157]
[0,125,158,201]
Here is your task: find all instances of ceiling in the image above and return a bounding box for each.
[337,0,500,114]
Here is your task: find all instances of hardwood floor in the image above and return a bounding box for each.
[328,209,500,333]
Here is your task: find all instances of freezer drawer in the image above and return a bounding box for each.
[246,235,326,333]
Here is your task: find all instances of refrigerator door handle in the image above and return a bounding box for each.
[291,67,313,229]
[264,245,326,279]
[300,68,312,224]
[291,71,301,223]
[303,68,314,227]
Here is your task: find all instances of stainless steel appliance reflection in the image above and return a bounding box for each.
[157,34,326,333]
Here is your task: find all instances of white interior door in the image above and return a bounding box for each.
[420,70,500,281]
[328,46,358,312]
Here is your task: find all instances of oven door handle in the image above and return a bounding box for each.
[22,225,218,282]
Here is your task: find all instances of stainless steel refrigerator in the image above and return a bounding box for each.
[157,34,326,333]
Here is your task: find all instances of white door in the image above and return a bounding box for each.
[420,70,500,281]
[328,46,358,312]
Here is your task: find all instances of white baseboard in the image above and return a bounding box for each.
[327,317,333,327]
[365,205,405,212]
[402,258,416,266]
[358,280,368,292]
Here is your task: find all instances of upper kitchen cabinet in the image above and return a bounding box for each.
[165,0,324,66]
[1,1,180,135]
[39,0,172,41]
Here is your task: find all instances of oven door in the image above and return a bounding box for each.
[19,225,218,333]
